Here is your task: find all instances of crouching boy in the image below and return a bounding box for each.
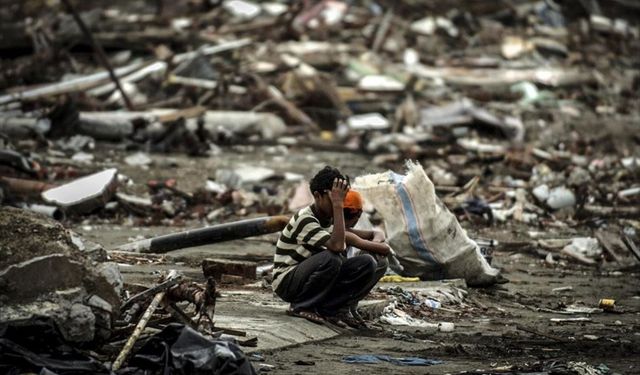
[272,166,380,327]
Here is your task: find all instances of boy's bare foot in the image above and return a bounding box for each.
[323,315,348,329]
[336,313,366,329]
[286,308,326,325]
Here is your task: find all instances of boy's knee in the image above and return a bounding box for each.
[377,256,389,269]
[359,254,377,273]
[320,250,343,271]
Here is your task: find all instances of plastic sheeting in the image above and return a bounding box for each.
[0,318,256,375]
[123,324,256,375]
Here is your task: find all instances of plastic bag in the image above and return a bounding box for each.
[124,323,256,375]
[353,161,499,286]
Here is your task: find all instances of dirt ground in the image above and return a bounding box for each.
[70,146,640,375]
[260,255,640,375]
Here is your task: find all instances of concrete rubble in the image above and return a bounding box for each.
[1,0,639,373]
[0,207,121,343]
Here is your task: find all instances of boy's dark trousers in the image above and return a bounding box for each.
[275,250,377,315]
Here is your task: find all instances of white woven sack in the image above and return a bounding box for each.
[353,161,499,286]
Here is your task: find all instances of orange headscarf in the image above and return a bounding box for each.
[343,190,363,210]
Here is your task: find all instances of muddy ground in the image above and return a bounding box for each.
[70,146,640,375]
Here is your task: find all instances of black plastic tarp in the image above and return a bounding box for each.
[121,323,257,375]
[1,318,256,375]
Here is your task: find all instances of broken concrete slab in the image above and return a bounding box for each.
[0,254,87,302]
[214,290,340,353]
[0,295,96,342]
[42,168,118,214]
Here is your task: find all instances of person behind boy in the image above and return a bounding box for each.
[343,190,390,324]
[272,166,378,326]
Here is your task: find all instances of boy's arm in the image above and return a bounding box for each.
[347,228,374,240]
[324,178,349,252]
[345,231,390,256]
[347,228,386,242]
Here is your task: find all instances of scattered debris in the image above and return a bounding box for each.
[42,168,118,214]
[1,0,639,373]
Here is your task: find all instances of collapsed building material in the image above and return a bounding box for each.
[116,215,289,253]
[250,76,320,132]
[121,273,183,312]
[0,207,121,343]
[42,168,118,214]
[89,61,168,97]
[167,74,247,94]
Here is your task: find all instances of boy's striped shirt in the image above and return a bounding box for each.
[272,206,332,292]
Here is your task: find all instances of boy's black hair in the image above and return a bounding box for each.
[344,207,362,220]
[309,166,348,194]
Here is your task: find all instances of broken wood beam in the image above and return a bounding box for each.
[115,215,289,253]
[202,259,257,281]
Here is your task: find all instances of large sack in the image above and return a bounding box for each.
[353,161,499,286]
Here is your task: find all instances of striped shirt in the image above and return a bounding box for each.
[272,206,332,292]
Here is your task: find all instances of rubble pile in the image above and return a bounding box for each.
[0,207,121,343]
[0,0,637,232]
[1,0,639,373]
[0,207,256,374]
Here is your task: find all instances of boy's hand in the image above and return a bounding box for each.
[328,178,349,207]
[372,230,386,243]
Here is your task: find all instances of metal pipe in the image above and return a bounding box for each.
[115,215,289,253]
[21,203,65,221]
